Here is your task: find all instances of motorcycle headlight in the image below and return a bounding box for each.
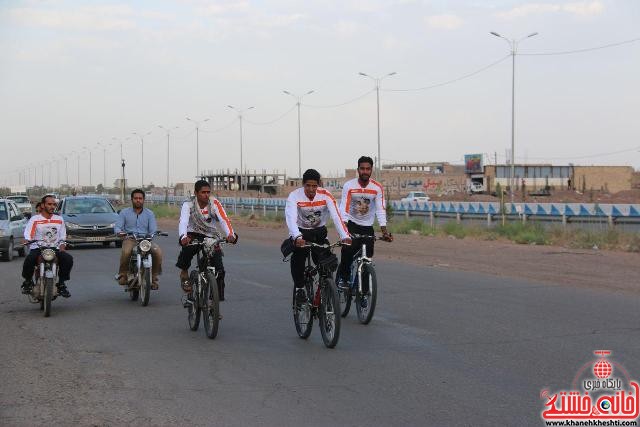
[66,222,80,229]
[42,249,56,262]
[139,239,152,252]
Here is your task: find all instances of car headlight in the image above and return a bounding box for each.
[0,229,4,237]
[42,249,56,262]
[109,223,116,228]
[139,239,152,252]
[66,222,80,229]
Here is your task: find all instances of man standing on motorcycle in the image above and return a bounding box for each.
[21,195,73,298]
[115,189,163,289]
[176,180,237,300]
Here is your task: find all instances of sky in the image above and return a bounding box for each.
[0,0,639,188]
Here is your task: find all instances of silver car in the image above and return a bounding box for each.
[57,196,121,247]
[6,195,33,217]
[0,198,27,261]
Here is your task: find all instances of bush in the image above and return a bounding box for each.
[442,221,466,239]
[149,204,181,219]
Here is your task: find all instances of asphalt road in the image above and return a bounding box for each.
[2,231,640,426]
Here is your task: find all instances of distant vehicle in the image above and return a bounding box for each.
[467,181,485,194]
[57,196,121,247]
[400,192,430,203]
[0,198,27,261]
[6,195,33,217]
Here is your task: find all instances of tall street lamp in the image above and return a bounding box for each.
[132,131,152,189]
[186,116,210,178]
[227,105,254,192]
[283,90,314,179]
[358,72,396,179]
[97,142,111,190]
[158,125,179,203]
[82,146,93,188]
[490,31,538,202]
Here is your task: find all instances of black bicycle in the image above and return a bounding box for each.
[291,241,342,348]
[183,236,227,339]
[337,234,379,325]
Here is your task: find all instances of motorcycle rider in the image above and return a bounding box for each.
[21,195,73,298]
[176,180,237,300]
[115,189,163,289]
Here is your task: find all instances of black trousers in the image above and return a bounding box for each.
[291,226,331,288]
[337,221,375,281]
[176,233,225,279]
[22,249,74,282]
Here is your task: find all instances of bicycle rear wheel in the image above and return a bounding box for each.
[292,282,313,339]
[203,272,220,339]
[188,270,201,331]
[319,277,340,348]
[355,263,377,325]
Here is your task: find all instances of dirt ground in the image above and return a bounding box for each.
[159,218,638,295]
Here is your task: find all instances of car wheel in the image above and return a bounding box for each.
[2,239,14,261]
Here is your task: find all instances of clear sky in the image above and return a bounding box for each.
[1,0,638,188]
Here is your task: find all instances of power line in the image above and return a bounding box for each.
[198,118,239,133]
[520,37,640,56]
[302,89,374,108]
[244,104,297,125]
[383,55,510,92]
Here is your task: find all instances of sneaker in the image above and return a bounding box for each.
[179,270,191,293]
[294,288,307,307]
[57,283,71,298]
[21,279,34,295]
[151,277,159,290]
[336,277,350,291]
[116,274,128,286]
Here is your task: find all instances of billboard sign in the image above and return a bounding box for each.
[464,154,483,174]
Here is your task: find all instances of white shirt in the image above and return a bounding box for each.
[178,198,234,239]
[24,213,67,249]
[340,178,387,227]
[285,187,350,240]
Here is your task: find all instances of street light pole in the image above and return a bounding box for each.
[358,72,397,179]
[283,90,314,179]
[158,125,179,203]
[227,106,254,192]
[490,31,538,202]
[186,117,210,179]
[132,131,151,189]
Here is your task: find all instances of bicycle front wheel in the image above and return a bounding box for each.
[203,272,220,339]
[188,270,201,331]
[318,277,340,348]
[292,283,313,339]
[355,263,377,325]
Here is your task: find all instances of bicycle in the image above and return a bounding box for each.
[291,241,342,348]
[182,236,228,339]
[337,233,380,325]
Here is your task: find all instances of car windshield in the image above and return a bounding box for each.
[8,196,28,204]
[413,192,427,198]
[63,198,114,214]
[0,203,7,220]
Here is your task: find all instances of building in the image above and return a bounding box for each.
[483,164,633,193]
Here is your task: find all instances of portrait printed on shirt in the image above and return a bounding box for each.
[349,194,373,220]
[41,225,59,245]
[297,203,326,228]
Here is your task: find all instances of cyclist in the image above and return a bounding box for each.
[336,156,393,289]
[115,189,163,289]
[176,180,237,300]
[285,169,351,306]
[21,195,73,298]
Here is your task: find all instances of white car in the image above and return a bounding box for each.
[6,195,32,217]
[400,191,430,203]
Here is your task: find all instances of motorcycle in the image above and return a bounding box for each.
[24,239,68,317]
[117,232,167,306]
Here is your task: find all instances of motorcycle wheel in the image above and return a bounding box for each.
[139,268,151,307]
[43,277,53,317]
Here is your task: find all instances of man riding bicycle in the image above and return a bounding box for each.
[21,195,73,298]
[285,169,351,306]
[176,180,237,300]
[337,156,393,289]
[115,189,163,289]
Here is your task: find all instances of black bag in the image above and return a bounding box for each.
[280,237,295,260]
